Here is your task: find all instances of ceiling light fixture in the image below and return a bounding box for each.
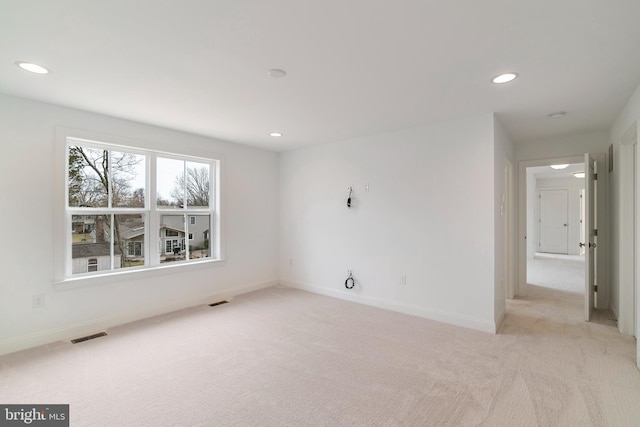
[267,69,286,78]
[269,132,283,137]
[492,72,518,84]
[573,172,585,178]
[548,111,567,119]
[15,61,50,74]
[550,164,569,170]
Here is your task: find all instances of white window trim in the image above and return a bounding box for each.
[54,127,225,286]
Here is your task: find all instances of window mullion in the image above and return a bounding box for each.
[107,149,113,208]
[110,213,115,271]
[148,153,159,266]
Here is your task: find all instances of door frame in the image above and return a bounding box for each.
[505,158,515,299]
[517,155,607,306]
[618,123,638,342]
[585,153,597,321]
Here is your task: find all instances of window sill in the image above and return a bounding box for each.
[54,258,226,291]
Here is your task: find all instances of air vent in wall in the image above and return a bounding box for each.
[71,332,107,344]
[208,300,229,307]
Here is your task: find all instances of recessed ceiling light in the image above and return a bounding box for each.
[573,172,585,178]
[548,111,567,119]
[550,164,569,170]
[267,69,286,78]
[15,61,50,74]
[269,132,283,137]
[492,72,518,84]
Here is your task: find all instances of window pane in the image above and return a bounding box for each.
[185,161,210,208]
[188,215,211,260]
[115,214,145,269]
[112,151,146,208]
[68,146,108,207]
[157,157,184,208]
[159,214,185,263]
[71,214,113,274]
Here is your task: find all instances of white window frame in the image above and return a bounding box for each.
[54,128,223,285]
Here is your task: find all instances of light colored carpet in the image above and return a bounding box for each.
[0,285,638,426]
[527,253,585,294]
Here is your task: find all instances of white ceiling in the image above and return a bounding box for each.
[1,1,640,152]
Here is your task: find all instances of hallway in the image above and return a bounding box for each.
[527,253,585,294]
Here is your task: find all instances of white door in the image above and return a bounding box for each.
[538,189,569,254]
[579,189,586,256]
[584,153,596,321]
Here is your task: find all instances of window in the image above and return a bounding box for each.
[127,241,143,257]
[64,137,219,278]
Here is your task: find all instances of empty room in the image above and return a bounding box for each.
[1,1,639,425]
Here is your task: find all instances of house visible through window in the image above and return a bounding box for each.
[65,137,219,277]
[127,241,143,257]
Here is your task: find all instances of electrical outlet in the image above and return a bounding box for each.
[32,294,44,309]
[348,269,353,276]
[401,275,407,285]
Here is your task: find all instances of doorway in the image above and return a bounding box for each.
[526,162,585,294]
[518,155,607,310]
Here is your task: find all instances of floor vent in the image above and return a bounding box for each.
[71,332,107,344]
[208,300,229,307]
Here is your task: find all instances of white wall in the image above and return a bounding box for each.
[535,176,584,256]
[493,117,515,325]
[278,113,502,332]
[0,94,279,355]
[608,83,640,340]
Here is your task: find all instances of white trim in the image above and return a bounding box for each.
[56,127,222,283]
[54,258,226,291]
[0,280,277,357]
[279,280,499,333]
[618,123,637,338]
[504,158,515,300]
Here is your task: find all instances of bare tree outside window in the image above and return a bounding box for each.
[170,164,210,207]
[68,145,145,269]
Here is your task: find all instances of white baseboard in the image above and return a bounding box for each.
[0,280,277,357]
[280,279,498,334]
